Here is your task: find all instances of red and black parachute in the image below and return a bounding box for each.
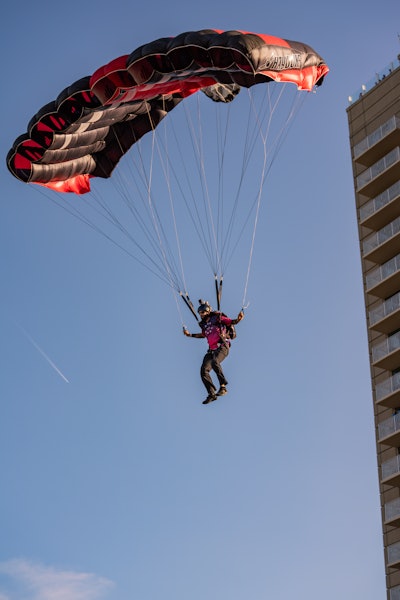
[6,29,329,195]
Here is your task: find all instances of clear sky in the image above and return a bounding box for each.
[1,1,399,599]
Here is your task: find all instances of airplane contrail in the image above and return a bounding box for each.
[17,323,70,383]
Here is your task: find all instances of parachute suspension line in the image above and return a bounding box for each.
[132,160,187,292]
[241,98,269,308]
[240,85,288,306]
[87,123,184,291]
[169,286,186,327]
[149,104,205,324]
[33,185,176,289]
[152,109,189,296]
[221,84,305,278]
[144,102,223,322]
[215,100,232,272]
[103,146,170,263]
[240,84,306,307]
[90,179,171,277]
[183,97,222,276]
[88,184,171,278]
[106,115,202,322]
[156,109,217,275]
[113,112,187,294]
[218,86,265,274]
[194,94,221,276]
[260,86,307,182]
[142,112,185,295]
[212,89,230,306]
[219,108,249,270]
[152,132,217,323]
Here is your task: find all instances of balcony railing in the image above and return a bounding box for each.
[356,147,400,192]
[376,372,400,402]
[354,116,400,160]
[366,253,400,291]
[379,412,400,441]
[391,584,400,600]
[359,181,400,223]
[372,331,400,364]
[363,215,400,255]
[388,541,400,567]
[381,454,400,482]
[369,292,400,327]
[385,497,400,523]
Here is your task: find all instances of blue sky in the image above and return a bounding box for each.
[1,1,399,599]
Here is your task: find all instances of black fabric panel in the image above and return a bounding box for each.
[92,96,182,178]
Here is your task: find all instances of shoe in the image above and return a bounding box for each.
[202,393,217,404]
[217,385,228,396]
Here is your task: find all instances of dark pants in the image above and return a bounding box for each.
[200,345,229,394]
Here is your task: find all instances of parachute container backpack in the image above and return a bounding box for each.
[7,30,329,317]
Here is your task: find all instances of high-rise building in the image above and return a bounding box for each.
[347,57,400,599]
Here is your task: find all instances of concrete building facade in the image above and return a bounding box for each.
[347,58,400,599]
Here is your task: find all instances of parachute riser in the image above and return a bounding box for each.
[180,292,199,322]
[214,276,223,312]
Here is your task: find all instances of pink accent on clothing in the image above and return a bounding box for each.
[201,313,232,350]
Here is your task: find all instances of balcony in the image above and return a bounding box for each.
[372,331,400,370]
[381,455,400,487]
[369,292,400,333]
[363,215,400,263]
[376,373,400,409]
[353,116,400,166]
[379,412,400,446]
[366,253,400,298]
[388,541,400,569]
[359,181,400,229]
[391,585,400,600]
[385,497,400,526]
[356,147,400,198]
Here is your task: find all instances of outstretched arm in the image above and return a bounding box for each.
[183,328,204,338]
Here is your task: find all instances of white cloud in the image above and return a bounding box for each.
[0,559,114,600]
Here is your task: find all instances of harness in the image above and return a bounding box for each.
[200,312,234,349]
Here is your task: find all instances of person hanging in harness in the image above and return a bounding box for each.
[183,300,244,404]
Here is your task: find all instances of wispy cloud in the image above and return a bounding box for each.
[0,559,114,600]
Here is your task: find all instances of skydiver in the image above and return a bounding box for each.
[183,300,244,404]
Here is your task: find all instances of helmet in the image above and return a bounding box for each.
[198,299,211,314]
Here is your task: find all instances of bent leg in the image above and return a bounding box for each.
[211,345,229,387]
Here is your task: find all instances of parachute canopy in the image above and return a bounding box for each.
[7,29,329,194]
